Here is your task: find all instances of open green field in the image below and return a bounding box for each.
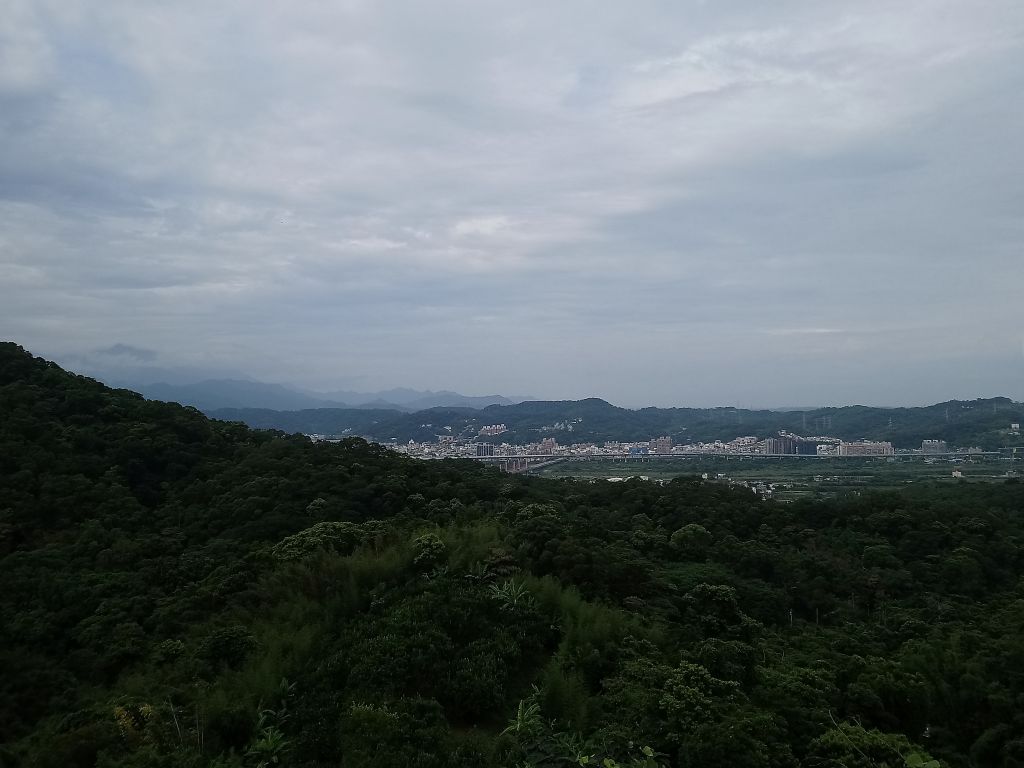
[532,454,1021,499]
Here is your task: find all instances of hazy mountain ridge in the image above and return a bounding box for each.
[23,347,1024,447]
[317,386,524,410]
[87,374,528,412]
[132,379,351,411]
[208,396,1024,449]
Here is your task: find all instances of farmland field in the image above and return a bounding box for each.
[532,454,1020,499]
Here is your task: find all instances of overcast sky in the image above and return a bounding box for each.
[2,1,1022,407]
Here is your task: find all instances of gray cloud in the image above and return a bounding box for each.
[1,0,1022,406]
[94,343,157,362]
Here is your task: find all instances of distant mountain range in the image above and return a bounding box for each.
[99,376,527,413]
[205,396,1024,450]
[132,379,348,411]
[30,353,1024,449]
[311,387,524,411]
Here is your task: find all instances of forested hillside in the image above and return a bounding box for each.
[3,341,1024,767]
[207,396,1024,449]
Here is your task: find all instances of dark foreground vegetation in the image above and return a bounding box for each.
[2,341,1024,767]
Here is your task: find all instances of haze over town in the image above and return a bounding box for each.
[2,1,1023,407]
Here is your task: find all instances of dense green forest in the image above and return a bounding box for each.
[3,340,1024,767]
[207,396,1024,450]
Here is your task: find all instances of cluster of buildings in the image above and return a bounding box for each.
[320,421,993,463]
[390,431,925,461]
[317,427,981,461]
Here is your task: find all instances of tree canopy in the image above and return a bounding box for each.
[2,342,1023,767]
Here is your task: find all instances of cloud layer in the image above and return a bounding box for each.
[2,0,1022,406]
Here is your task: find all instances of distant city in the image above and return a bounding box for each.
[307,422,1023,471]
